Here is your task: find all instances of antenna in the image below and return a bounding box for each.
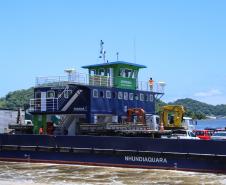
[116,52,119,61]
[103,50,106,63]
[99,40,107,63]
[133,37,136,63]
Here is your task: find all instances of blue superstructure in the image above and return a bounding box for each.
[30,60,165,134]
[32,85,157,122]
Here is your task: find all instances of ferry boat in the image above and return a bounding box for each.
[0,42,226,174]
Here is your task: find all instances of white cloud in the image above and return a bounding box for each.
[194,89,222,97]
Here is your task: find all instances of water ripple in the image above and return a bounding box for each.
[0,162,225,185]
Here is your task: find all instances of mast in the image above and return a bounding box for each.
[99,40,107,63]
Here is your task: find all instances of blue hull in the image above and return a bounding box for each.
[0,134,226,173]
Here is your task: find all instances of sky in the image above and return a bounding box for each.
[0,0,226,105]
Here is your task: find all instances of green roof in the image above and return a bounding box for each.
[82,61,147,69]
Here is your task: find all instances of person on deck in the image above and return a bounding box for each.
[149,78,154,91]
[39,127,44,135]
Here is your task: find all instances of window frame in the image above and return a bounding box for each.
[99,68,105,76]
[47,90,55,98]
[124,92,128,100]
[106,90,111,99]
[129,93,134,100]
[140,93,144,101]
[134,94,139,100]
[118,91,123,99]
[64,89,72,99]
[93,89,98,98]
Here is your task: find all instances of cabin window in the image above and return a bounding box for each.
[64,90,72,99]
[90,69,96,76]
[93,89,98,98]
[124,69,132,78]
[35,91,41,99]
[119,68,132,78]
[99,68,105,76]
[100,91,104,98]
[118,91,123,99]
[150,94,154,102]
[119,69,125,77]
[133,70,138,78]
[47,91,55,98]
[129,93,134,100]
[140,93,144,101]
[106,68,110,76]
[134,94,139,100]
[131,71,135,78]
[106,90,111,99]
[124,92,128,100]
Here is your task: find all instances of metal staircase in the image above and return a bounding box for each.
[54,114,77,135]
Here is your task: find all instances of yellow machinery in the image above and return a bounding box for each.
[160,105,185,128]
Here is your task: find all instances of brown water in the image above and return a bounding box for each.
[0,162,225,185]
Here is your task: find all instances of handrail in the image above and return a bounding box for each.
[35,71,165,93]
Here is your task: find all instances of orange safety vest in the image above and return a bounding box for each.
[149,79,154,85]
[39,127,43,134]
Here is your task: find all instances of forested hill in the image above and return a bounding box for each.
[0,88,226,118]
[0,88,33,110]
[169,98,226,118]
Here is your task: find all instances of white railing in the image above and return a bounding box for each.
[35,71,165,93]
[29,98,58,112]
[137,81,165,93]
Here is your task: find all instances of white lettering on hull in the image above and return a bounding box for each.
[125,156,167,163]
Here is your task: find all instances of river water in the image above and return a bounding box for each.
[0,162,225,185]
[196,118,226,130]
[0,119,226,185]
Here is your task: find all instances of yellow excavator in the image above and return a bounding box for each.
[160,105,185,128]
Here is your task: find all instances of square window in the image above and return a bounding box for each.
[129,93,134,100]
[134,94,139,100]
[47,91,55,98]
[140,93,144,101]
[124,92,128,100]
[106,90,111,99]
[64,90,72,99]
[118,92,123,99]
[93,89,98,98]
